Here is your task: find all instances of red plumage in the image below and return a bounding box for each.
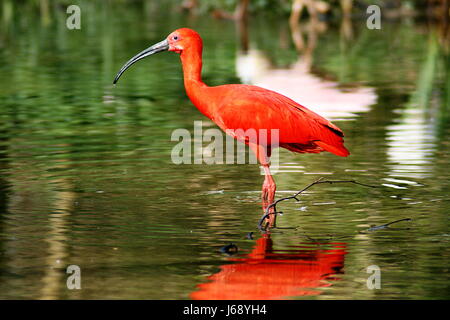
[208,84,349,157]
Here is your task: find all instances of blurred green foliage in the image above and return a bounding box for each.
[1,0,447,19]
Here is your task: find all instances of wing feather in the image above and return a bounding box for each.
[214,85,349,157]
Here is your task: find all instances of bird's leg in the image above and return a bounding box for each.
[248,142,277,201]
[248,142,277,228]
[261,164,277,228]
[261,164,276,202]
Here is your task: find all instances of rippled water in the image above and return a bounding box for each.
[0,2,449,299]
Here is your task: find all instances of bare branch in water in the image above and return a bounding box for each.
[258,177,378,231]
[362,218,412,232]
[267,217,412,244]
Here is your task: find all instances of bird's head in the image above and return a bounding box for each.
[113,28,202,84]
[167,28,202,54]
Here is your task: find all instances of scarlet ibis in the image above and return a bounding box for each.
[113,28,349,201]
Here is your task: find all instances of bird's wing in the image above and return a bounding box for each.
[213,85,349,157]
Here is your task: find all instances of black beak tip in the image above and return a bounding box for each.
[113,74,121,85]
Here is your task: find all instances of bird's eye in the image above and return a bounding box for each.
[173,36,179,41]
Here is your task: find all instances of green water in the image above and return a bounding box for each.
[0,2,449,299]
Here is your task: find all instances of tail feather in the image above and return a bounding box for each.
[314,141,350,157]
[281,120,350,157]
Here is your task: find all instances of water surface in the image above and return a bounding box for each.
[0,2,449,299]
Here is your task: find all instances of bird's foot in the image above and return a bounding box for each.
[261,199,276,230]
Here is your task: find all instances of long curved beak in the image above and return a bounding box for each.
[113,39,169,84]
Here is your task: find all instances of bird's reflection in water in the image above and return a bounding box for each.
[191,234,347,300]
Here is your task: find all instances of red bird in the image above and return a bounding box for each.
[114,28,349,201]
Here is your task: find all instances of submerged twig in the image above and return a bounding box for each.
[258,177,377,231]
[362,218,412,232]
[313,218,412,240]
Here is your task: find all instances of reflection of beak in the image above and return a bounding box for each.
[113,39,169,84]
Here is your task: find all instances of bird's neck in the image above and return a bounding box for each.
[180,48,203,83]
[180,49,214,120]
